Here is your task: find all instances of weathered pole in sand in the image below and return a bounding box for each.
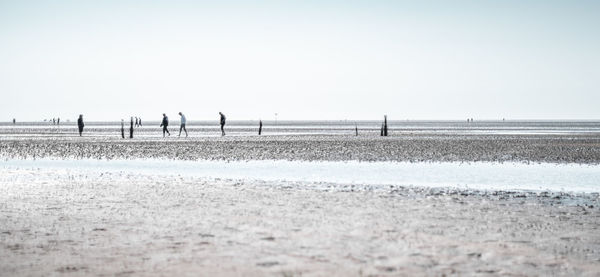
[258,120,263,135]
[121,119,125,138]
[355,123,358,136]
[383,115,388,136]
[129,117,134,138]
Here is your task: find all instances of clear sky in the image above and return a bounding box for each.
[1,0,599,121]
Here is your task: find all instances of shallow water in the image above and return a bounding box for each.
[3,158,600,193]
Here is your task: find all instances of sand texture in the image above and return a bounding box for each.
[2,122,600,276]
[2,134,600,164]
[1,168,600,276]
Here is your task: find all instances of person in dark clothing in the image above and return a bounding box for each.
[138,117,142,127]
[77,114,84,136]
[57,118,60,126]
[160,113,170,137]
[12,118,15,125]
[219,112,226,136]
[121,119,125,138]
[135,117,139,127]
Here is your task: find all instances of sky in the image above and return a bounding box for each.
[1,0,599,121]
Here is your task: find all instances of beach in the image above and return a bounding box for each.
[3,0,598,275]
[1,121,600,276]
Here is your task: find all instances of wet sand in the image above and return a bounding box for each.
[2,120,600,164]
[1,122,600,275]
[2,133,600,164]
[1,168,599,276]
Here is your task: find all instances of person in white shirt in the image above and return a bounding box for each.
[178,112,188,137]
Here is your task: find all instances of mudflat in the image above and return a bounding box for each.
[1,133,600,163]
[1,121,600,276]
[1,168,599,276]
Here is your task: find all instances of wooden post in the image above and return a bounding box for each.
[121,119,125,138]
[355,123,358,136]
[129,117,134,138]
[383,115,388,136]
[258,120,262,135]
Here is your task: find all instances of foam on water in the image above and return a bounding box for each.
[2,158,599,193]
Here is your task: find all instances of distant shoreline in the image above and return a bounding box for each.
[3,119,600,125]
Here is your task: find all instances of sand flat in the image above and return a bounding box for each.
[1,122,600,275]
[1,167,599,276]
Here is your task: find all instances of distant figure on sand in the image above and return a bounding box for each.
[121,119,125,138]
[160,113,170,137]
[178,112,188,137]
[77,114,84,136]
[52,118,55,125]
[219,112,226,136]
[57,117,60,126]
[12,118,15,125]
[139,117,142,127]
[135,117,139,127]
[258,120,262,135]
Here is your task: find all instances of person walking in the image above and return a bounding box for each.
[121,119,125,138]
[138,117,142,127]
[219,112,226,136]
[160,113,170,137]
[77,114,84,136]
[178,112,188,137]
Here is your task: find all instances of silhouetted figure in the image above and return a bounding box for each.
[121,119,125,138]
[258,120,262,135]
[57,117,60,126]
[52,118,56,125]
[130,117,134,138]
[178,112,188,137]
[139,117,142,127]
[135,117,139,127]
[219,112,226,136]
[355,123,358,136]
[77,114,84,136]
[160,113,170,137]
[12,118,15,125]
